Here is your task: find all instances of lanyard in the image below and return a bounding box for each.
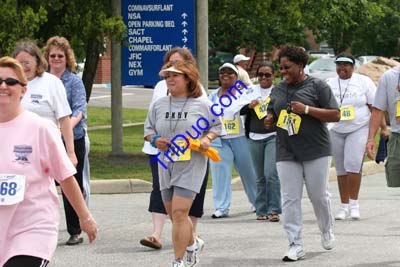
[338,77,351,107]
[169,96,189,135]
[286,84,297,113]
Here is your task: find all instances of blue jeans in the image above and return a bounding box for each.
[248,136,282,216]
[210,136,257,212]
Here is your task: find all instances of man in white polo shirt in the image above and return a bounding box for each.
[233,54,253,86]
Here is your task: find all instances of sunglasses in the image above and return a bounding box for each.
[257,72,272,78]
[0,78,24,86]
[49,54,65,59]
[279,64,293,71]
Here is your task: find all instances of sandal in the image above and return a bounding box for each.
[268,213,280,222]
[140,236,162,249]
[256,215,268,220]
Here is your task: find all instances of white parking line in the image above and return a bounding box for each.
[91,93,134,100]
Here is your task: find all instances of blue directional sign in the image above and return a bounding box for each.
[121,0,196,86]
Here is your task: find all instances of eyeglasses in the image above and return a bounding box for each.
[19,61,35,67]
[279,64,293,71]
[0,78,25,86]
[257,72,273,78]
[49,54,65,59]
[219,70,235,75]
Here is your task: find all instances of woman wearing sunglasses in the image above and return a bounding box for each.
[265,45,340,261]
[208,62,257,219]
[240,62,281,222]
[0,56,97,267]
[44,36,89,246]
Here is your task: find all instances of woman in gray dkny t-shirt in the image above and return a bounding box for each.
[144,61,223,267]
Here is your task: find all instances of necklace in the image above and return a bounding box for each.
[169,96,189,135]
[338,76,352,107]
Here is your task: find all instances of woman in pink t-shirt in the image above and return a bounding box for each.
[0,56,97,267]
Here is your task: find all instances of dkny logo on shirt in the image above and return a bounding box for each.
[165,112,188,120]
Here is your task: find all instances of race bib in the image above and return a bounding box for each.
[254,97,270,119]
[340,105,355,121]
[396,101,400,117]
[0,174,26,205]
[166,140,191,162]
[276,110,302,135]
[223,119,240,134]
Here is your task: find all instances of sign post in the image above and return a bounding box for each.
[121,1,196,86]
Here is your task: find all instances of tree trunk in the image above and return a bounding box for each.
[82,39,101,103]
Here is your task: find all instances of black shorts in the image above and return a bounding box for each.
[147,155,208,218]
[4,255,49,267]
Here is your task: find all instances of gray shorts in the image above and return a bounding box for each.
[330,125,368,175]
[161,186,197,202]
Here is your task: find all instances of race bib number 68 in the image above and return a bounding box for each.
[0,174,26,205]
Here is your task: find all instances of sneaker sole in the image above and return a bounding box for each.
[282,253,305,262]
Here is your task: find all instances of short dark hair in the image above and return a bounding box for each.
[278,45,308,67]
[256,61,275,74]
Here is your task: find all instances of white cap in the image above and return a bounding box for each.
[233,54,250,63]
[159,66,183,77]
[218,63,239,75]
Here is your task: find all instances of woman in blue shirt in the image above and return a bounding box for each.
[44,36,88,246]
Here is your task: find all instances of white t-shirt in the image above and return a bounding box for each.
[142,80,209,155]
[241,84,276,140]
[237,65,253,86]
[21,72,72,126]
[0,111,76,265]
[327,73,376,133]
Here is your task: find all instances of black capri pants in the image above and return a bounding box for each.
[147,154,208,218]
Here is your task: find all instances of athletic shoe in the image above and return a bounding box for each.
[335,207,349,220]
[282,244,305,261]
[349,205,360,220]
[171,259,186,267]
[211,209,228,219]
[250,205,256,213]
[185,237,204,267]
[321,229,335,250]
[196,236,205,253]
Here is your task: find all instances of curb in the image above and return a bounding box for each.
[89,161,385,194]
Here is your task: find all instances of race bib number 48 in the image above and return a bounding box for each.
[0,174,26,205]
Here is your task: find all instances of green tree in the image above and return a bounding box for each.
[0,0,47,56]
[0,0,125,101]
[209,0,307,54]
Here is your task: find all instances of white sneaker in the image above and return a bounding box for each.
[171,259,186,267]
[196,236,205,253]
[211,209,228,219]
[349,205,360,220]
[282,244,305,261]
[250,205,256,213]
[185,237,204,267]
[321,229,335,250]
[335,207,349,220]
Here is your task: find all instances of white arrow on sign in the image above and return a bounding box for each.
[182,29,188,35]
[181,13,188,19]
[181,21,188,27]
[182,36,188,43]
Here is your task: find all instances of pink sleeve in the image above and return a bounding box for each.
[39,121,76,183]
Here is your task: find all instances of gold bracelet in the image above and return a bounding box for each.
[367,139,375,143]
[205,134,213,142]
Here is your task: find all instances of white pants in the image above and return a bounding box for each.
[277,156,333,245]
